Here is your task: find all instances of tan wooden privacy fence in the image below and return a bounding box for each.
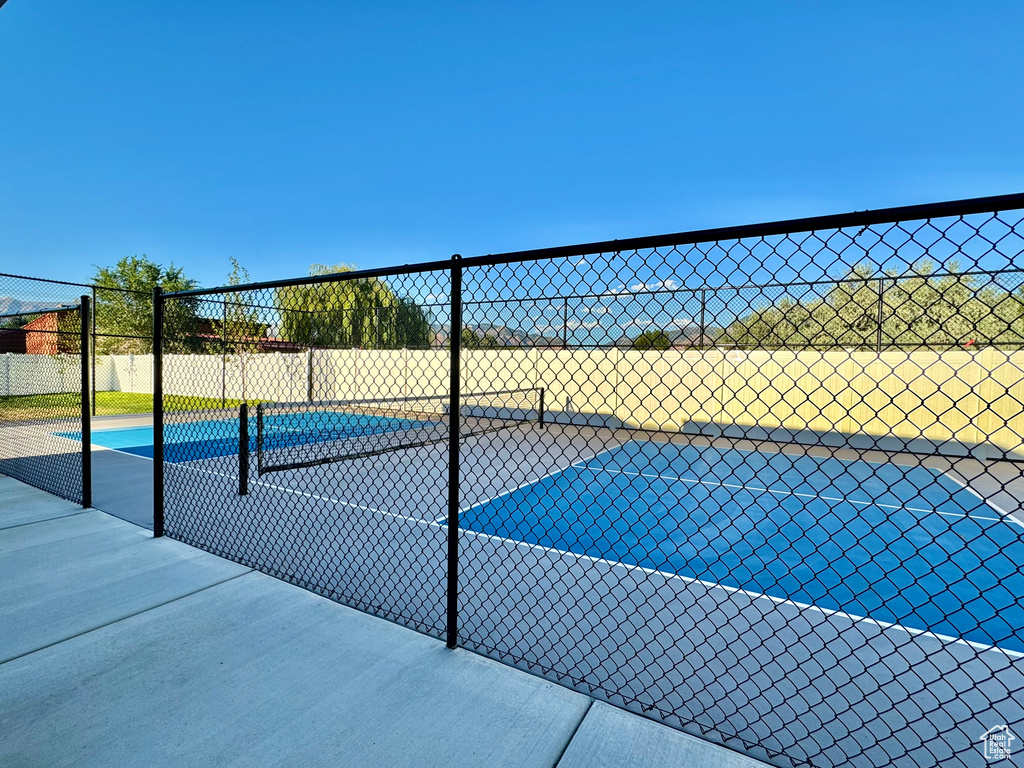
[72,347,1024,459]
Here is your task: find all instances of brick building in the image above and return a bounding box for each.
[0,308,79,355]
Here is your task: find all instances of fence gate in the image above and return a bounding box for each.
[0,273,90,505]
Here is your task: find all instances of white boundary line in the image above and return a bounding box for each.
[583,466,1006,523]
[85,423,155,435]
[662,437,920,468]
[941,470,1024,529]
[90,445,155,460]
[88,431,1023,658]
[451,445,625,521]
[454,521,1024,660]
[168,445,1024,660]
[77,433,1024,530]
[181,463,428,527]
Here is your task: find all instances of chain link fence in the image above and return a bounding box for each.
[0,272,155,504]
[0,273,88,503]
[157,194,1024,767]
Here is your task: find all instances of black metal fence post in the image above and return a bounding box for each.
[238,402,249,496]
[153,286,164,537]
[446,255,462,650]
[80,295,92,509]
[221,299,227,409]
[90,286,97,416]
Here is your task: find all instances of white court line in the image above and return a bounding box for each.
[941,470,1024,529]
[455,523,1024,661]
[84,424,155,434]
[451,444,625,522]
[578,466,1008,523]
[90,445,155,460]
[172,446,1024,661]
[181,464,434,528]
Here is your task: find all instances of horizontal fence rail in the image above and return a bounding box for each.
[156,195,1024,768]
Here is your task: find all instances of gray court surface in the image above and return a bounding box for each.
[90,412,155,528]
[92,447,154,527]
[156,423,1024,768]
[0,474,769,768]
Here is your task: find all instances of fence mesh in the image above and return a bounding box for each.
[0,273,85,503]
[161,268,454,637]
[157,198,1024,768]
[90,284,154,416]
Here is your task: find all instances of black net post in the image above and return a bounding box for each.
[562,297,569,347]
[152,286,164,537]
[306,348,314,402]
[238,402,249,496]
[446,254,462,650]
[79,294,91,509]
[876,277,885,353]
[699,288,707,349]
[221,299,227,409]
[256,403,264,476]
[90,286,97,416]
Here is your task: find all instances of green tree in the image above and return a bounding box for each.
[631,330,672,351]
[719,260,1024,350]
[276,264,433,349]
[461,328,501,349]
[0,314,34,330]
[91,255,200,353]
[217,258,265,401]
[220,258,263,350]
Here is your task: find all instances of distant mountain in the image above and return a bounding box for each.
[432,323,564,348]
[0,297,75,317]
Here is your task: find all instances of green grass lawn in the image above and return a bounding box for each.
[0,391,252,421]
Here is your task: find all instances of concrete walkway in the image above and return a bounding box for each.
[0,474,767,768]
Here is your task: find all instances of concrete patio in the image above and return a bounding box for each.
[0,473,766,768]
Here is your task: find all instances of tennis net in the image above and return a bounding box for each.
[255,387,544,474]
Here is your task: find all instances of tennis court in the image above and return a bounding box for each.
[66,406,1024,657]
[456,440,1024,656]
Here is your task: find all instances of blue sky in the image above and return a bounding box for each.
[1,1,1021,290]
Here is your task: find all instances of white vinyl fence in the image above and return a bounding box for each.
[5,348,1024,458]
[0,353,81,397]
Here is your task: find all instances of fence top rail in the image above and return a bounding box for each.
[158,265,1024,318]
[0,272,150,296]
[463,191,1024,269]
[0,305,82,320]
[161,192,1024,300]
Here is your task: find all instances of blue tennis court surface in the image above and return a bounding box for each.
[459,441,1024,655]
[59,411,435,462]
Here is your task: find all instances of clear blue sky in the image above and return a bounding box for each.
[1,1,1021,289]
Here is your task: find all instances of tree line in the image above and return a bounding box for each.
[84,256,434,354]
[718,261,1024,350]
[28,256,1018,355]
